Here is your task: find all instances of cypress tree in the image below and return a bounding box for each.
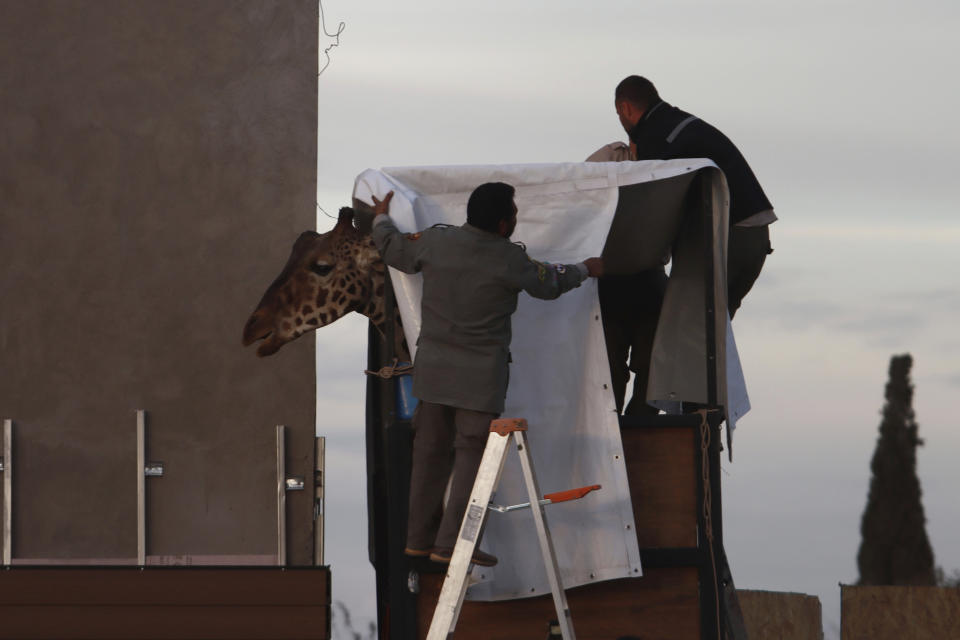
[856,354,935,585]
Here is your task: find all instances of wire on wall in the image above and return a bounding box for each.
[317,203,337,220]
[319,0,345,77]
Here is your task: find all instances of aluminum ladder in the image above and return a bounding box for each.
[426,417,601,640]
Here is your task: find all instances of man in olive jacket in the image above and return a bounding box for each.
[370,182,603,566]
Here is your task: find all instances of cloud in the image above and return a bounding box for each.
[940,372,960,388]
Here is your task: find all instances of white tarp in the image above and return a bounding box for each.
[353,160,746,601]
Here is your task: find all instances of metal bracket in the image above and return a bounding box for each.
[284,476,304,491]
[144,462,164,477]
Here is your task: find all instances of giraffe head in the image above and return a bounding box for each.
[242,207,387,357]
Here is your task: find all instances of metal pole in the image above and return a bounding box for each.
[314,436,325,566]
[2,419,12,565]
[276,425,287,566]
[137,410,146,565]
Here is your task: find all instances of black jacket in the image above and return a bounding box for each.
[628,101,773,225]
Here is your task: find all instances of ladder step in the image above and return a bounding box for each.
[488,484,602,513]
[544,484,602,504]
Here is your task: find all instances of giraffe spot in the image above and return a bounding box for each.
[375,283,384,297]
[318,312,328,323]
[339,279,346,287]
[296,317,303,326]
[302,305,314,314]
[306,318,318,325]
[332,292,343,303]
[347,284,356,295]
[315,290,328,306]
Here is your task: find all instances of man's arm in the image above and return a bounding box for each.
[366,191,424,274]
[509,251,604,300]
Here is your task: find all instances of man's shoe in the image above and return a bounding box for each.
[404,547,433,558]
[429,546,498,567]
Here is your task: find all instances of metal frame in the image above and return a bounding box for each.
[137,410,147,565]
[3,419,12,565]
[314,436,326,566]
[276,425,287,566]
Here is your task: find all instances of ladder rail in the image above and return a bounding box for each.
[514,429,576,640]
[426,429,511,640]
[426,418,588,640]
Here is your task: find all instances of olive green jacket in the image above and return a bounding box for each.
[373,215,587,413]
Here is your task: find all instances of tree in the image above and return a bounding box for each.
[856,354,935,585]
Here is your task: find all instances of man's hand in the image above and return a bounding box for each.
[371,191,394,217]
[583,257,605,278]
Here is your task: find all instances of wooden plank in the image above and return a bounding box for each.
[418,568,700,640]
[622,426,697,548]
[0,605,328,640]
[0,568,329,607]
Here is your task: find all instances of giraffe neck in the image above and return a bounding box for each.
[355,249,409,361]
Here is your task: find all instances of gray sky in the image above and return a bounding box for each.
[312,2,960,637]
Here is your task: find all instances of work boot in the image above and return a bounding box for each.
[429,546,498,567]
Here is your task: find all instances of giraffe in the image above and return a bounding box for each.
[242,205,406,358]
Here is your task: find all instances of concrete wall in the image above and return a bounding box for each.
[0,1,317,564]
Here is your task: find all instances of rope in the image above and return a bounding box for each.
[364,357,414,379]
[697,408,722,640]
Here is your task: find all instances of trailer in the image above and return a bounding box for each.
[356,162,747,639]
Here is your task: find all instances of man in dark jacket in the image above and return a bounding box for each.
[370,182,604,566]
[615,75,776,317]
[590,76,775,416]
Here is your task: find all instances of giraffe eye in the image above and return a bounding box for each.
[310,263,334,276]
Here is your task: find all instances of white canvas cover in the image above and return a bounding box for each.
[353,160,747,601]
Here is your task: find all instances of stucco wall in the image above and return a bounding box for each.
[841,585,960,639]
[738,590,823,640]
[0,1,317,564]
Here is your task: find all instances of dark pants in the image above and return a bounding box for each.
[599,267,668,416]
[406,401,497,550]
[728,224,772,318]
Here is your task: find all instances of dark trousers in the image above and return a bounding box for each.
[599,267,668,416]
[406,401,497,550]
[728,224,772,318]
